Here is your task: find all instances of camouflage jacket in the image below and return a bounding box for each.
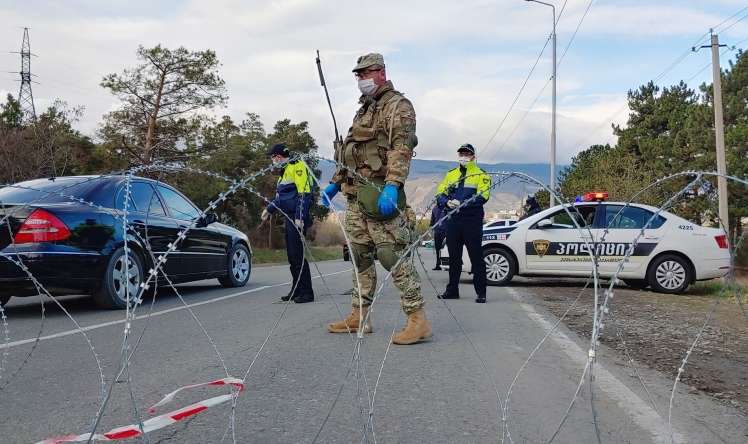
[331,81,417,195]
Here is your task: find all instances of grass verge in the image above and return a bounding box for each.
[252,246,343,264]
[689,279,748,300]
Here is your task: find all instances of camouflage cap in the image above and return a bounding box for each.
[352,53,385,72]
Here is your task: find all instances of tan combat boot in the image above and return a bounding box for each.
[327,307,373,334]
[392,308,432,345]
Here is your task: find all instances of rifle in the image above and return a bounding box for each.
[315,50,342,148]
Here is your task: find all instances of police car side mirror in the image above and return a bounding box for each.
[537,219,552,229]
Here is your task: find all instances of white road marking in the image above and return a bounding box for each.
[0,268,351,351]
[507,287,686,444]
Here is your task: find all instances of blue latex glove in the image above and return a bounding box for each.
[321,183,340,207]
[377,184,399,217]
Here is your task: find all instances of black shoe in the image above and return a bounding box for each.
[294,295,314,304]
[281,292,293,302]
[437,292,459,300]
[432,266,442,271]
[475,296,486,303]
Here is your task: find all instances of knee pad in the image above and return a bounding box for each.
[351,243,375,272]
[376,244,400,271]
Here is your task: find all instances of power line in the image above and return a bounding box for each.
[476,0,579,157]
[558,0,595,65]
[686,38,747,84]
[565,4,748,153]
[487,0,596,155]
[478,34,552,155]
[713,5,748,34]
[556,0,569,25]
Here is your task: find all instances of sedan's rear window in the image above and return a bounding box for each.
[0,177,102,204]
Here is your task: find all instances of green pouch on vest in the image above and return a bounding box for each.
[356,177,406,221]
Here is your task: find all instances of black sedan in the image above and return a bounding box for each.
[0,175,251,309]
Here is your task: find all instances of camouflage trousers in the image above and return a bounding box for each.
[344,198,423,314]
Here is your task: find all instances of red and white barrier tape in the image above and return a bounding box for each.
[148,376,244,414]
[36,377,245,443]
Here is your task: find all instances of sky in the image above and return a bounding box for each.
[1,0,747,165]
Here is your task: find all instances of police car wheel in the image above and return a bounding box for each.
[483,247,515,285]
[647,254,691,294]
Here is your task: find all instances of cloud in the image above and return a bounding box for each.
[0,0,745,166]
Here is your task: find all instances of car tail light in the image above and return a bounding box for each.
[714,234,728,249]
[13,208,71,244]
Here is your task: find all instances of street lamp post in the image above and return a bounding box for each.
[526,0,557,206]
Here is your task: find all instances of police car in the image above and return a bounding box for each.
[439,192,731,294]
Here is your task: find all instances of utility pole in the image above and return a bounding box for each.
[526,0,557,206]
[551,12,557,207]
[15,27,37,124]
[696,31,729,242]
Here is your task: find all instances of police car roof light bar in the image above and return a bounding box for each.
[582,191,608,202]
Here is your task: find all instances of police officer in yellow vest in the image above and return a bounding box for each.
[261,143,315,303]
[435,143,491,303]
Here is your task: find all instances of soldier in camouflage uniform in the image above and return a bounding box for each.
[321,53,432,345]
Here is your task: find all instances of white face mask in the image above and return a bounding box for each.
[358,78,378,96]
[458,156,472,166]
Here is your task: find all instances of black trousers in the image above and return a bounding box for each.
[285,220,314,298]
[434,231,446,266]
[446,217,486,297]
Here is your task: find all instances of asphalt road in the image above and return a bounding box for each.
[0,250,745,443]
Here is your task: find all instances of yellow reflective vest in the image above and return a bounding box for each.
[268,159,313,221]
[435,161,490,218]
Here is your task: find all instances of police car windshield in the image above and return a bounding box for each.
[547,205,596,228]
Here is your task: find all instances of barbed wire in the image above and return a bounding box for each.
[0,156,745,443]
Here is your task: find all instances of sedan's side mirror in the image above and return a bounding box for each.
[199,212,218,227]
[536,219,552,229]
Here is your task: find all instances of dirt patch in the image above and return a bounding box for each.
[525,279,748,414]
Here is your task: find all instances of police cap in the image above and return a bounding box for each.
[457,143,476,155]
[267,143,290,157]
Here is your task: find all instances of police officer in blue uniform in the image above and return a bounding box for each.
[262,143,315,303]
[430,204,447,270]
[435,143,491,303]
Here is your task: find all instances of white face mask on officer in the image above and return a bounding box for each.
[358,78,378,96]
[458,155,473,166]
[271,155,287,167]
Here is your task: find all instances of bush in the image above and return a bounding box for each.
[310,216,346,246]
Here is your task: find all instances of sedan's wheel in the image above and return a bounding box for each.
[648,254,691,294]
[219,244,251,288]
[483,247,515,285]
[0,295,10,307]
[93,247,144,309]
